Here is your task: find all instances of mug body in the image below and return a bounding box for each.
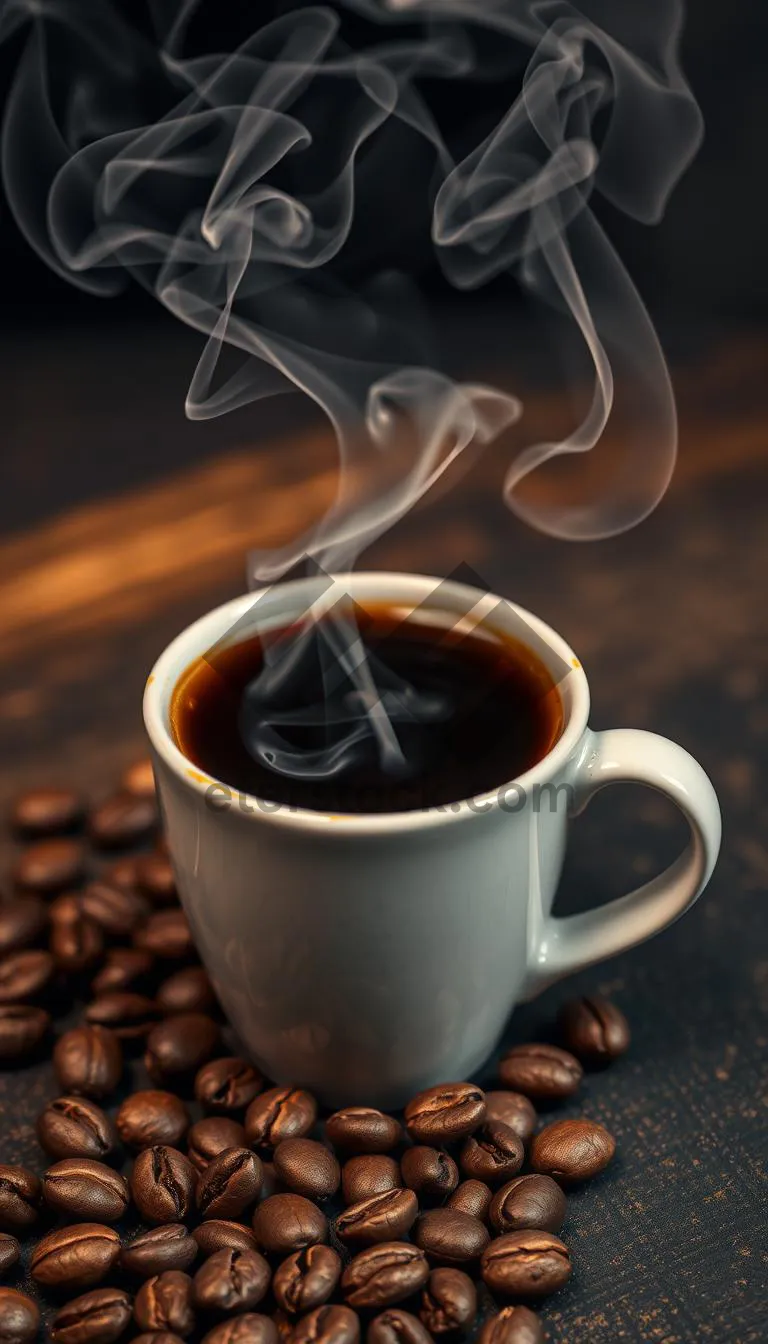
[145,573,589,1108]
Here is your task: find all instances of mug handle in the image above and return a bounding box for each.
[523,728,722,997]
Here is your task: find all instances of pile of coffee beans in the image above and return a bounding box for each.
[0,765,629,1344]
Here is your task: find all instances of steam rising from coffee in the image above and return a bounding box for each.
[0,0,702,788]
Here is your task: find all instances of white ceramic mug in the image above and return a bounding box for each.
[144,572,721,1108]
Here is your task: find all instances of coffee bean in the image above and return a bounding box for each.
[101,857,142,891]
[43,1158,129,1222]
[14,838,86,893]
[498,1044,582,1101]
[272,1140,340,1201]
[404,1084,485,1145]
[446,1181,492,1222]
[11,788,85,838]
[117,1091,190,1151]
[0,896,48,954]
[134,1271,194,1337]
[325,1110,401,1156]
[558,995,631,1065]
[157,968,216,1015]
[483,1093,537,1143]
[132,1335,186,1344]
[272,1245,341,1315]
[293,1307,360,1344]
[0,1003,50,1060]
[400,1148,458,1199]
[0,1234,20,1273]
[54,1025,123,1099]
[0,949,54,1003]
[478,1306,545,1344]
[92,948,154,995]
[193,1248,271,1313]
[188,1119,246,1174]
[134,911,192,961]
[480,1230,571,1298]
[195,1058,263,1113]
[122,759,156,799]
[193,1221,257,1258]
[342,1244,429,1309]
[135,855,177,906]
[0,1166,40,1232]
[367,1311,430,1344]
[197,1148,263,1220]
[89,794,158,850]
[419,1268,476,1334]
[413,1210,490,1264]
[459,1122,524,1186]
[0,1289,40,1344]
[31,1223,121,1290]
[489,1174,567,1235]
[85,993,160,1041]
[530,1117,616,1183]
[245,1089,318,1152]
[252,1195,328,1256]
[37,1097,116,1161]
[336,1190,418,1247]
[273,1309,294,1344]
[51,911,104,974]
[51,1288,132,1344]
[144,1014,221,1085]
[341,1157,400,1207]
[201,1316,278,1344]
[131,1146,197,1224]
[81,881,150,937]
[121,1225,198,1278]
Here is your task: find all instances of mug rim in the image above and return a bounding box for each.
[143,572,590,834]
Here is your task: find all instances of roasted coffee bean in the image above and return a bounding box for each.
[483,1093,537,1143]
[135,855,177,906]
[404,1084,485,1145]
[367,1311,430,1344]
[272,1245,341,1315]
[293,1307,360,1344]
[54,1025,123,1099]
[459,1122,524,1186]
[341,1157,400,1207]
[85,993,160,1041]
[259,1163,284,1201]
[81,881,150,937]
[400,1148,458,1199]
[195,1058,263,1113]
[0,1003,50,1060]
[252,1195,328,1256]
[0,949,54,1003]
[122,759,156,799]
[121,1225,198,1278]
[134,911,192,961]
[335,1190,418,1247]
[245,1089,317,1152]
[43,1158,129,1222]
[558,995,631,1065]
[0,896,48,954]
[342,1244,429,1309]
[325,1110,401,1156]
[11,788,84,838]
[89,794,157,850]
[132,1335,186,1344]
[31,1223,121,1290]
[498,1044,582,1101]
[0,1233,20,1273]
[489,1174,566,1235]
[131,1146,197,1224]
[14,838,86,893]
[92,948,154,995]
[197,1148,263,1220]
[446,1181,492,1223]
[193,1248,271,1313]
[51,1288,132,1344]
[413,1210,490,1265]
[478,1306,545,1344]
[201,1316,278,1344]
[37,1096,116,1161]
[145,1014,221,1084]
[480,1230,571,1298]
[419,1268,476,1334]
[157,967,216,1015]
[530,1118,616,1183]
[101,857,143,891]
[193,1221,257,1258]
[134,1271,194,1337]
[188,1119,247,1173]
[272,1140,340,1201]
[0,1288,40,1344]
[0,1166,41,1232]
[51,911,104,973]
[117,1091,190,1150]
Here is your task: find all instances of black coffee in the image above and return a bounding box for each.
[170,603,564,813]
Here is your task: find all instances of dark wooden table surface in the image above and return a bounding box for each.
[1,318,766,1342]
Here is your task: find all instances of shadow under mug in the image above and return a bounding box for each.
[144,572,722,1108]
